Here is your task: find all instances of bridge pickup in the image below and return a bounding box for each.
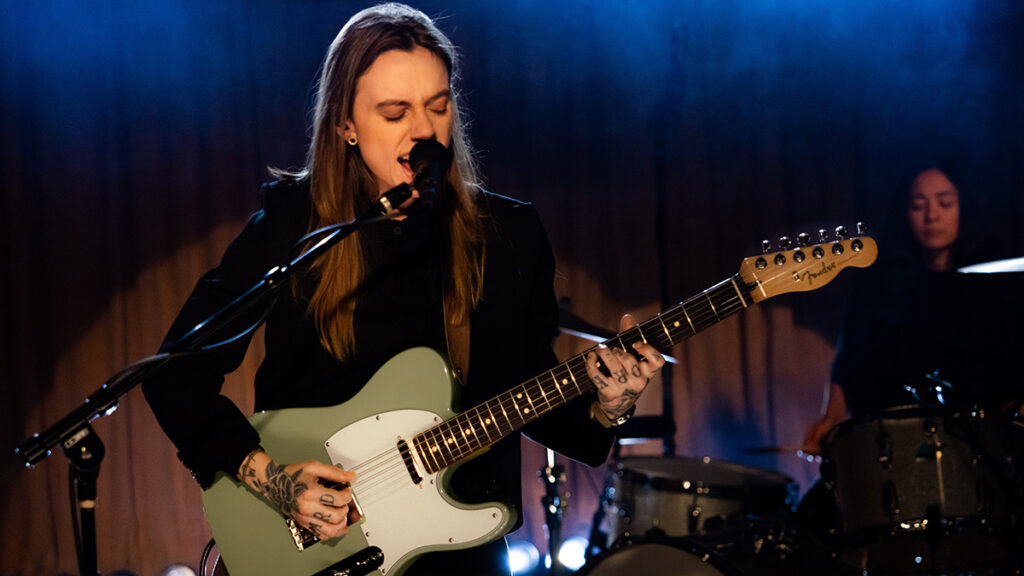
[397,438,423,484]
[285,516,321,551]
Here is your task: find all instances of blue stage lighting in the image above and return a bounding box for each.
[557,536,589,571]
[507,540,540,575]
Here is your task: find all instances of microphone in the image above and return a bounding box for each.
[409,139,450,207]
[374,140,451,215]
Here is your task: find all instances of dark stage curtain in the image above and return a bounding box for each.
[2,1,1022,573]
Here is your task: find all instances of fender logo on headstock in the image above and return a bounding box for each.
[796,261,837,285]
[739,224,877,302]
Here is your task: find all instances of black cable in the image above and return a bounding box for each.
[200,538,216,576]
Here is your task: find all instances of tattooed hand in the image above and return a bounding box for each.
[238,450,361,540]
[585,314,666,421]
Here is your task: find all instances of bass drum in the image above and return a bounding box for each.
[605,456,796,542]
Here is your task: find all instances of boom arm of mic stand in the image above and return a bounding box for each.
[4,207,390,477]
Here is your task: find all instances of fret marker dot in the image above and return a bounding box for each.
[524,408,531,414]
[562,379,568,384]
[674,321,680,327]
[485,418,491,424]
[516,393,523,399]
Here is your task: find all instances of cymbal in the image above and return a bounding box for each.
[744,445,821,462]
[958,256,1024,274]
[558,308,678,364]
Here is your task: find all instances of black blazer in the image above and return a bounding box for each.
[142,178,614,514]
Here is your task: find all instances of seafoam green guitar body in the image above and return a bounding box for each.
[201,348,515,576]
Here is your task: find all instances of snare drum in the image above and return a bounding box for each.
[605,456,797,543]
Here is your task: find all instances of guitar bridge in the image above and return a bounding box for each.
[285,516,321,551]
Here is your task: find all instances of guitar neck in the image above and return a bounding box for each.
[412,275,752,474]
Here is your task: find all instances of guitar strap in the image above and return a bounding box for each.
[443,296,470,387]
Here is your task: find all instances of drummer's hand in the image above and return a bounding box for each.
[238,449,361,540]
[586,314,666,420]
[801,415,841,456]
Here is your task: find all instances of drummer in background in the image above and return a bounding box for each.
[801,162,1014,454]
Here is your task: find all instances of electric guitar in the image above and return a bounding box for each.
[202,230,877,576]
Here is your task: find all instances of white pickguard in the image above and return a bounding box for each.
[325,409,507,575]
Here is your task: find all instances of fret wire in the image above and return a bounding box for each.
[550,371,567,402]
[703,289,720,321]
[565,359,586,394]
[428,426,450,469]
[412,435,434,474]
[534,377,552,412]
[440,420,464,460]
[458,412,480,452]
[475,407,494,444]
[680,301,697,334]
[499,393,525,429]
[519,384,537,418]
[484,399,501,437]
[659,313,675,344]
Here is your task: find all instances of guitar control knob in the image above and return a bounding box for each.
[856,222,867,236]
[797,233,810,246]
[778,236,792,249]
[761,239,771,254]
[835,225,848,240]
[818,228,828,243]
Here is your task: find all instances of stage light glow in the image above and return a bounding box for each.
[557,536,589,571]
[162,565,196,576]
[507,540,540,575]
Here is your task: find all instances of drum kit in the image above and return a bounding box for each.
[556,276,1024,576]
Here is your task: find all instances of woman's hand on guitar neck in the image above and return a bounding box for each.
[238,449,361,540]
[587,314,666,422]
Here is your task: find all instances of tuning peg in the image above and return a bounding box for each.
[835,225,848,240]
[797,232,810,246]
[778,236,792,249]
[856,222,867,236]
[818,228,828,243]
[761,239,771,254]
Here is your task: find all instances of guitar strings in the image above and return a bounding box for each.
[339,283,746,507]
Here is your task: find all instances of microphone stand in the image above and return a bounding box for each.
[2,199,407,576]
[540,449,568,576]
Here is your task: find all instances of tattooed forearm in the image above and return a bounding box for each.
[255,461,309,516]
[239,450,259,481]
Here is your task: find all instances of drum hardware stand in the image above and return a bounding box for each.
[540,448,569,576]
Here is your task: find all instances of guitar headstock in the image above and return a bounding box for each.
[740,224,877,303]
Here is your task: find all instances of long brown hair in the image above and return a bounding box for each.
[276,3,485,360]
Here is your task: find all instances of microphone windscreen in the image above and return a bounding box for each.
[409,139,450,175]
